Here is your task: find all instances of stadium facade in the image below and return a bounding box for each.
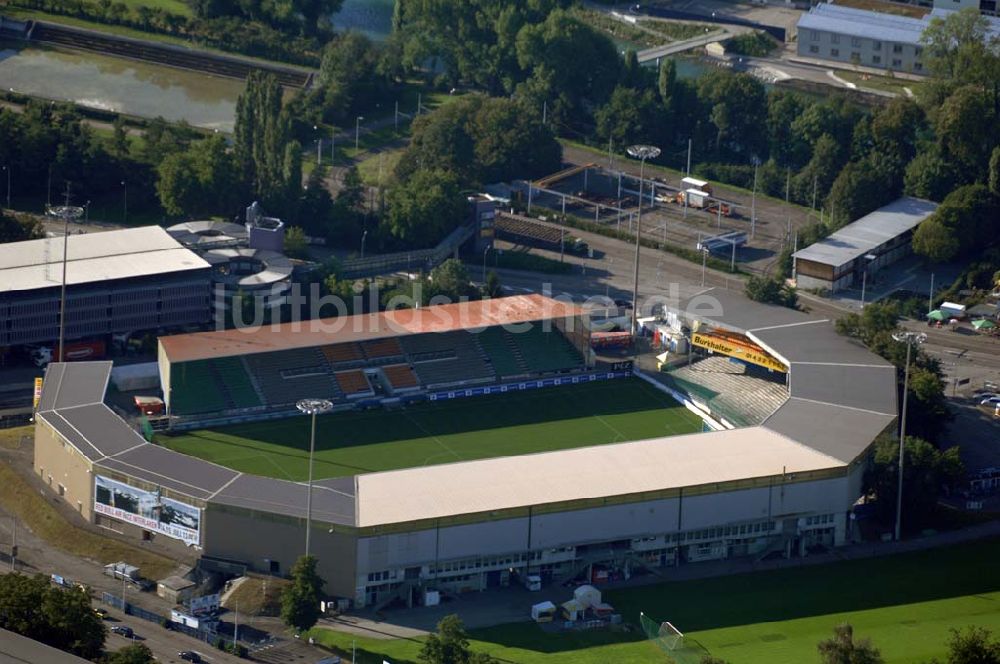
[33,293,896,608]
[0,226,212,347]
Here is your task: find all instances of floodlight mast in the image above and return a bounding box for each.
[296,398,334,558]
[890,330,926,541]
[45,185,84,363]
[625,144,661,337]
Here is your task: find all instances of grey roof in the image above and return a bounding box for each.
[793,197,938,268]
[98,444,239,501]
[765,398,895,463]
[37,361,111,412]
[669,287,898,464]
[0,226,211,294]
[797,4,927,45]
[211,474,355,526]
[0,628,92,663]
[44,404,147,460]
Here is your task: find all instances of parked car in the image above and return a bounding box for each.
[980,397,1000,406]
[111,625,133,638]
[93,608,109,620]
[178,652,201,663]
[973,392,998,400]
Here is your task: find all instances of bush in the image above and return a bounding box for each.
[726,31,778,57]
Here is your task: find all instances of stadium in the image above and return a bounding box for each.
[33,291,897,610]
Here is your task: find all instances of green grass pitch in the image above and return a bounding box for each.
[309,537,1000,664]
[157,378,704,481]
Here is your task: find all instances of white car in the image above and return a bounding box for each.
[980,397,1000,406]
[973,392,997,400]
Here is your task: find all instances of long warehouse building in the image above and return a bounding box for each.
[33,293,896,608]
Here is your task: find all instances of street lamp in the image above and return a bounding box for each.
[121,180,127,224]
[890,331,926,542]
[483,245,492,284]
[860,253,877,309]
[625,144,661,336]
[355,116,364,151]
[296,398,333,558]
[701,246,710,287]
[360,230,368,259]
[2,165,9,210]
[313,125,321,166]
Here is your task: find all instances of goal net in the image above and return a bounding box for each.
[639,613,711,664]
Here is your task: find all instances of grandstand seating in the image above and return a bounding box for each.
[505,325,583,374]
[477,327,526,378]
[170,361,228,415]
[245,348,341,406]
[361,338,405,362]
[321,343,364,368]
[382,364,419,391]
[335,370,372,396]
[211,357,262,409]
[669,356,788,426]
[403,332,495,388]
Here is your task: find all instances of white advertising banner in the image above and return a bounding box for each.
[94,475,200,546]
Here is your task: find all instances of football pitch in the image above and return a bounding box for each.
[310,537,1000,664]
[157,378,704,481]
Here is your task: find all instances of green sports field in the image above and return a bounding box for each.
[309,537,1000,664]
[157,378,704,481]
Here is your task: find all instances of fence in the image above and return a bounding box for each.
[99,591,259,648]
[339,223,475,279]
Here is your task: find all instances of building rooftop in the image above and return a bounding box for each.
[797,4,928,44]
[355,427,843,527]
[0,226,211,294]
[159,294,584,363]
[792,197,938,268]
[0,628,92,663]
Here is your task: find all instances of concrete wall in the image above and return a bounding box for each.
[202,505,357,599]
[797,27,926,74]
[34,418,95,519]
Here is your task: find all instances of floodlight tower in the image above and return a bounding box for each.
[626,144,661,336]
[890,330,926,541]
[46,185,84,363]
[296,398,333,558]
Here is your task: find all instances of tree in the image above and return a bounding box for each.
[989,146,1000,197]
[921,7,998,83]
[934,85,997,176]
[904,148,961,202]
[103,643,156,664]
[0,574,106,660]
[865,435,964,530]
[280,555,325,632]
[595,86,662,151]
[484,270,502,298]
[284,226,309,259]
[310,32,389,124]
[697,71,768,157]
[386,169,466,246]
[111,116,130,159]
[234,71,292,206]
[419,614,497,664]
[912,184,1000,262]
[944,626,1000,664]
[745,275,797,309]
[428,259,477,301]
[825,159,894,229]
[0,211,43,244]
[817,624,883,664]
[156,134,239,217]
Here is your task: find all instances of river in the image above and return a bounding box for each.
[0,40,244,130]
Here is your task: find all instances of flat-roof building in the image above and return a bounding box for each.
[0,226,212,347]
[793,197,938,293]
[796,5,1000,73]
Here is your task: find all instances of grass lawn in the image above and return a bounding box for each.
[116,0,192,17]
[356,148,404,187]
[0,439,178,580]
[310,537,1000,664]
[838,70,914,95]
[157,378,703,481]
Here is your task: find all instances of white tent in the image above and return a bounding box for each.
[531,600,556,622]
[573,584,601,608]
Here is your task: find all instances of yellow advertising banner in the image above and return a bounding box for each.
[33,377,43,410]
[691,333,787,373]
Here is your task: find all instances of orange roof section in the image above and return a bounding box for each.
[159,294,584,363]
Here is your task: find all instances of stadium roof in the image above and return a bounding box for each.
[792,197,938,268]
[0,226,211,294]
[0,628,92,664]
[797,4,927,44]
[159,294,583,363]
[355,428,842,527]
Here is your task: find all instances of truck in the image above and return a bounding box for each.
[31,340,106,367]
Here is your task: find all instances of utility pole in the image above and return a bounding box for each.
[394,100,399,131]
[891,332,926,542]
[233,600,239,650]
[686,139,692,176]
[542,100,547,126]
[750,158,759,239]
[626,144,661,336]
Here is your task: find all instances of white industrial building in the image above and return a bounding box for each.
[793,197,938,293]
